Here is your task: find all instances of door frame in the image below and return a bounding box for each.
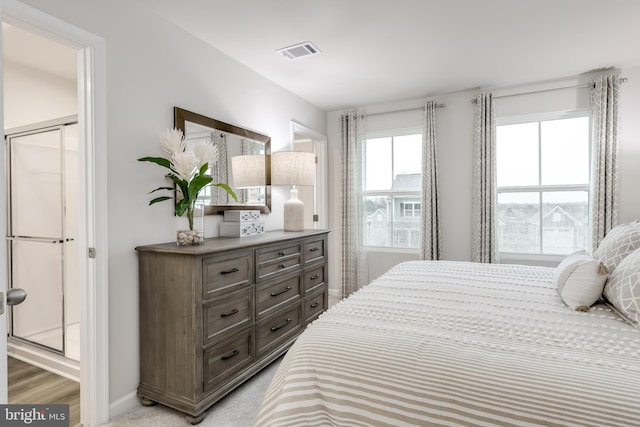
[0,1,109,425]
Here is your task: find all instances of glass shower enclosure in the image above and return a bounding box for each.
[5,116,79,362]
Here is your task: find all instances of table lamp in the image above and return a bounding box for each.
[271,151,315,231]
[231,154,265,204]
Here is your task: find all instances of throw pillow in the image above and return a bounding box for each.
[594,223,640,273]
[554,252,609,311]
[603,248,640,325]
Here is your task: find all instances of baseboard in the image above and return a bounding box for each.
[7,340,80,382]
[109,390,139,420]
[328,288,341,298]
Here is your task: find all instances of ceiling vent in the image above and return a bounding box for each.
[276,42,321,60]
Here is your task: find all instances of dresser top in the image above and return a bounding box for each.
[135,229,330,255]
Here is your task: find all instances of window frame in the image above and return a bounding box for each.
[361,127,422,250]
[496,109,592,259]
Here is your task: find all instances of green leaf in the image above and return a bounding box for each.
[213,183,238,202]
[175,199,189,217]
[167,175,189,199]
[138,156,171,169]
[188,175,213,201]
[199,163,209,176]
[149,196,172,205]
[148,186,174,194]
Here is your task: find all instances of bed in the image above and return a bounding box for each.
[255,223,640,427]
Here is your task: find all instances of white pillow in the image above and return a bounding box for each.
[603,247,640,324]
[594,223,640,273]
[554,252,609,311]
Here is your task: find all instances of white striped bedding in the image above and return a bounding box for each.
[255,260,640,427]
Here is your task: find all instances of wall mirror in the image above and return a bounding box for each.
[174,107,271,214]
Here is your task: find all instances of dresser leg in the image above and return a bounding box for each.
[186,413,206,425]
[139,397,156,407]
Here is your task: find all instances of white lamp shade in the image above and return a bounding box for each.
[271,151,315,186]
[231,155,265,188]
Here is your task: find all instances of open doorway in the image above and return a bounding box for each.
[291,120,328,230]
[2,22,81,425]
[1,2,108,425]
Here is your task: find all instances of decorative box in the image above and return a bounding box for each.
[223,210,261,222]
[219,220,265,238]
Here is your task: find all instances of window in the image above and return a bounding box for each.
[496,113,591,255]
[362,131,422,248]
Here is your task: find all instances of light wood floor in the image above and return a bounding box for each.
[8,356,80,426]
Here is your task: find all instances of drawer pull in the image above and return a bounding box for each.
[220,308,238,318]
[221,349,240,360]
[278,264,286,269]
[270,286,292,297]
[220,267,239,275]
[310,301,320,308]
[278,251,286,257]
[309,247,319,252]
[271,318,292,332]
[310,274,320,280]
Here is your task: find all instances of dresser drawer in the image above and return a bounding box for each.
[256,243,302,281]
[256,304,301,357]
[256,273,301,318]
[203,251,253,299]
[303,287,327,323]
[203,328,253,392]
[303,265,325,293]
[303,236,326,265]
[203,286,253,346]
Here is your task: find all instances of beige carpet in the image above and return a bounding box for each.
[100,358,281,427]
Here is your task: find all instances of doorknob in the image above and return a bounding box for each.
[7,288,27,306]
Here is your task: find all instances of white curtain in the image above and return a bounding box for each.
[340,111,366,298]
[590,74,621,250]
[471,93,498,263]
[420,101,441,260]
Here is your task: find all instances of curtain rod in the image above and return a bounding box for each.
[361,103,445,118]
[471,77,628,103]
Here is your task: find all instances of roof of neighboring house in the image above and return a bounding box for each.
[392,173,420,190]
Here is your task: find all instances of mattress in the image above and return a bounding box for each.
[255,261,640,427]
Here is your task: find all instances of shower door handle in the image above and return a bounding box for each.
[6,288,27,306]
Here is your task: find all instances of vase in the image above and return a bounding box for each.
[176,200,205,246]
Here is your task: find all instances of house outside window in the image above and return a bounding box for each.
[496,111,591,256]
[362,131,422,249]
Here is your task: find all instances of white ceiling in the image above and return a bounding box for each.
[4,1,640,112]
[134,0,640,111]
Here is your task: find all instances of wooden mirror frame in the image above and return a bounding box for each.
[174,107,271,214]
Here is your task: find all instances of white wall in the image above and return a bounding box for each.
[3,61,77,128]
[12,0,327,418]
[327,67,640,297]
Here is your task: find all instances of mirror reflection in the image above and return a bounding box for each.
[174,107,271,214]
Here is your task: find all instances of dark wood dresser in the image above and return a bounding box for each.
[135,229,329,424]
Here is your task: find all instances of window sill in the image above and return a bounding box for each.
[499,252,565,267]
[363,246,419,255]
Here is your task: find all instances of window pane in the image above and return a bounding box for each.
[364,137,392,190]
[363,195,420,248]
[497,192,540,253]
[497,123,539,186]
[542,191,589,254]
[541,117,590,185]
[392,134,422,190]
[363,195,391,247]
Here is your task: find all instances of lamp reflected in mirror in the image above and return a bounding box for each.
[231,155,266,205]
[272,151,316,231]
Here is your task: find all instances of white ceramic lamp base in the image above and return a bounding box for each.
[284,187,305,231]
